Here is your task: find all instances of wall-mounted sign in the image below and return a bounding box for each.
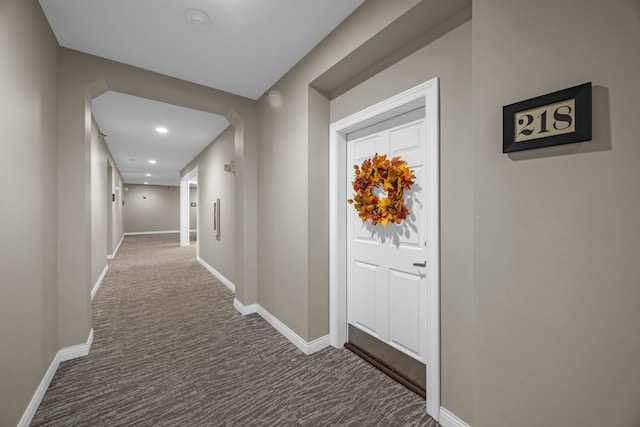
[503,82,592,153]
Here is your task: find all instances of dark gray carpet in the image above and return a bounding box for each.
[31,234,438,426]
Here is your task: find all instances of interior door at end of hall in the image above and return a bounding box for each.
[346,112,427,364]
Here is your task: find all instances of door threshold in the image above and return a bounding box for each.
[345,341,426,399]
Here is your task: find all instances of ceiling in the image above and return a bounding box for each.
[39,0,364,185]
[91,92,229,186]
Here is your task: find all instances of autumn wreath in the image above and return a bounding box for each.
[347,153,415,227]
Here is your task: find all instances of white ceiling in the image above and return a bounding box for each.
[39,0,364,186]
[91,92,229,186]
[39,0,364,100]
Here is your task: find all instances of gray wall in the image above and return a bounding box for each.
[189,186,197,231]
[5,1,640,426]
[123,184,180,233]
[90,117,107,289]
[111,167,124,253]
[91,116,123,286]
[472,1,640,426]
[256,0,429,342]
[0,0,60,425]
[183,126,236,283]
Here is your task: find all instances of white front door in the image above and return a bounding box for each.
[346,111,427,363]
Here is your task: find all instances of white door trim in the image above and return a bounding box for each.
[329,78,440,420]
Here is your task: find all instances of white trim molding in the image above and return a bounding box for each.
[198,257,235,293]
[306,334,332,355]
[60,329,94,361]
[329,78,441,420]
[91,265,108,300]
[232,299,330,355]
[107,234,124,259]
[18,329,94,427]
[439,407,472,427]
[256,306,330,355]
[124,230,180,236]
[233,298,258,315]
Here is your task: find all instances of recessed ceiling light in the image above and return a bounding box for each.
[185,8,211,28]
[145,173,151,177]
[148,160,157,164]
[156,127,168,134]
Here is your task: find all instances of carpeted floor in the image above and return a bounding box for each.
[31,234,438,426]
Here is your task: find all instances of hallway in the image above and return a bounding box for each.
[31,234,436,426]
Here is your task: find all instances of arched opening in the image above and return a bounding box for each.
[56,49,258,349]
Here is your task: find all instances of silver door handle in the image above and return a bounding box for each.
[412,261,426,267]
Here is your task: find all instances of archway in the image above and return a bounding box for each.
[56,48,258,348]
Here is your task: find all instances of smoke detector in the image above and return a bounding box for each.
[185,8,211,28]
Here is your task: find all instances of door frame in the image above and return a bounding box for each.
[329,78,440,420]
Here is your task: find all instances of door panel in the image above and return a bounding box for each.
[353,134,380,160]
[389,268,423,361]
[397,164,423,249]
[347,115,427,364]
[389,122,421,154]
[351,261,379,336]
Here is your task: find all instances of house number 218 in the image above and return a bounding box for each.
[514,98,576,143]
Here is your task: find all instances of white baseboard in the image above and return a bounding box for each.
[233,298,258,315]
[439,407,472,427]
[232,298,329,356]
[257,305,330,355]
[197,257,235,292]
[91,266,108,301]
[60,329,94,362]
[306,334,332,354]
[123,230,179,236]
[18,329,94,427]
[17,352,60,427]
[107,234,124,259]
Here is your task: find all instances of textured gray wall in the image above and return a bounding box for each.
[0,1,60,425]
[256,0,425,342]
[306,87,331,341]
[183,126,236,283]
[189,186,197,231]
[90,117,107,288]
[472,1,640,426]
[123,184,180,233]
[91,115,123,288]
[111,168,124,253]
